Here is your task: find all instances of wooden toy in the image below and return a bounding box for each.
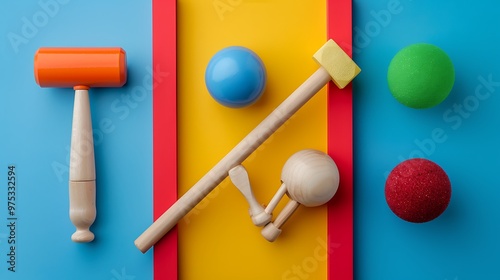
[134,39,360,253]
[229,165,272,226]
[34,47,127,242]
[387,43,455,109]
[229,149,340,241]
[385,158,451,223]
[261,149,340,242]
[205,46,267,108]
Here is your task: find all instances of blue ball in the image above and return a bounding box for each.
[205,46,266,108]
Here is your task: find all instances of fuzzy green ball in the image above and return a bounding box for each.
[387,43,455,109]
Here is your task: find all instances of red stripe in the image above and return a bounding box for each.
[153,0,177,279]
[327,0,354,279]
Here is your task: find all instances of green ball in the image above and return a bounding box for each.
[387,43,455,109]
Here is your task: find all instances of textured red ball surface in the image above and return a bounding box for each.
[385,158,451,223]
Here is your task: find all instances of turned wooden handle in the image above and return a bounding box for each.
[69,89,96,242]
[134,68,332,253]
[69,181,96,242]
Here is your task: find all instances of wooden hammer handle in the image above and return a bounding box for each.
[69,89,96,242]
[134,67,332,253]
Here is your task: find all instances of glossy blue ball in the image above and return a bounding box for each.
[205,46,266,108]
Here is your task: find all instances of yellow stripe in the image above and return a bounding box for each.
[178,1,327,278]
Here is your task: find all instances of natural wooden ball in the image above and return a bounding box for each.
[281,149,340,207]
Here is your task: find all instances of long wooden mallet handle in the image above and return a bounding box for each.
[134,39,360,253]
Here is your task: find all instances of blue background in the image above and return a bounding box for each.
[0,1,152,279]
[354,0,500,279]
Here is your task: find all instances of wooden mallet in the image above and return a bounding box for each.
[134,39,360,253]
[34,47,127,242]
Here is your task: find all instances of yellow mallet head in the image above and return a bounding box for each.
[313,39,361,89]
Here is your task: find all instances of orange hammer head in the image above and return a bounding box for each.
[34,47,127,89]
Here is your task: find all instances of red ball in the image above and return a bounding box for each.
[385,158,451,223]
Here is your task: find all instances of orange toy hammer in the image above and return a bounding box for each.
[34,48,127,242]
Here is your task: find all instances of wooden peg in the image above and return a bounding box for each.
[229,165,272,226]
